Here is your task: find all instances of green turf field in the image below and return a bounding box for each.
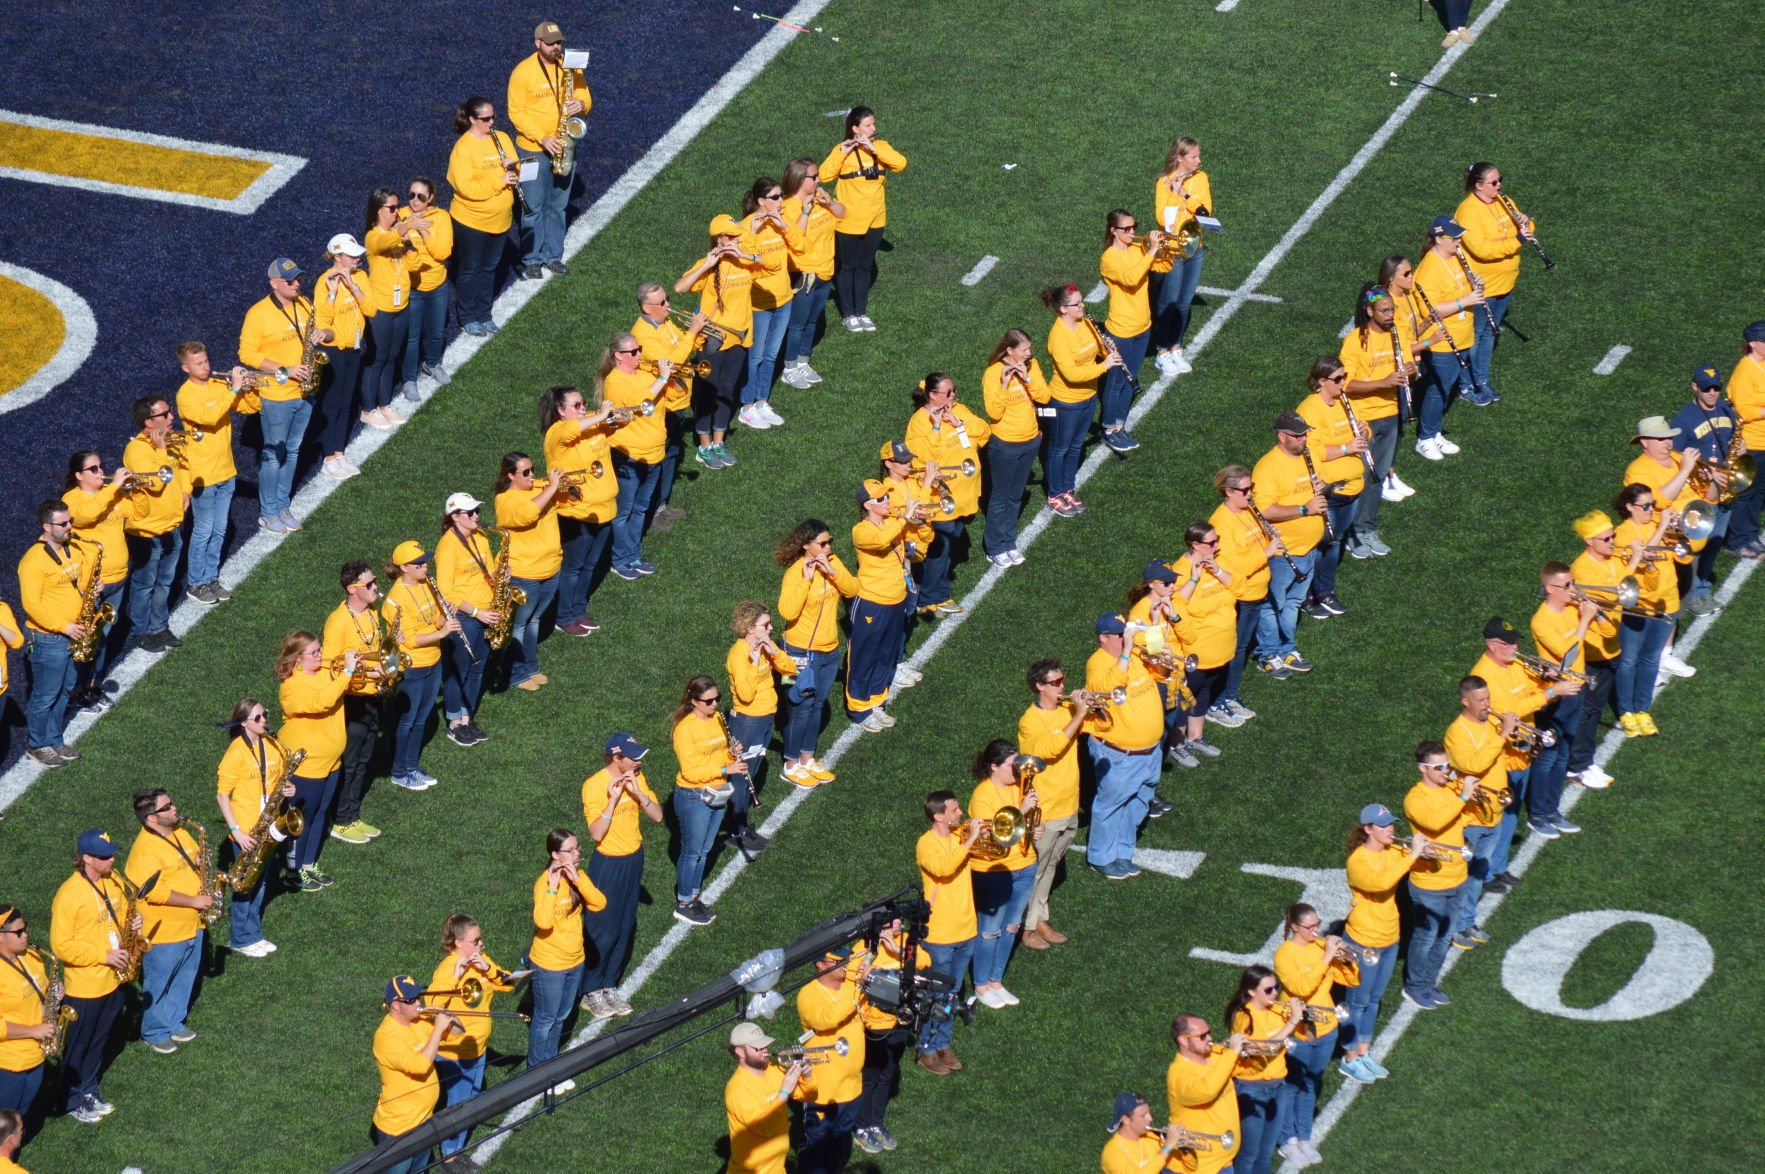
[4,1,1761,1170]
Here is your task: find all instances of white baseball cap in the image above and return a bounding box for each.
[327,233,367,257]
[445,492,483,514]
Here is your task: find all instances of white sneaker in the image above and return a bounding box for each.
[1381,475,1407,502]
[1414,436,1444,461]
[1388,471,1416,498]
[989,552,1013,568]
[779,363,805,388]
[843,316,864,332]
[995,984,1020,1006]
[977,987,1011,1009]
[759,402,785,426]
[872,708,897,728]
[1576,764,1613,790]
[893,664,923,687]
[798,363,823,384]
[1278,1140,1312,1169]
[323,455,359,480]
[858,315,877,331]
[738,404,772,430]
[233,939,274,958]
[1435,434,1461,454]
[552,1078,577,1094]
[1659,653,1697,678]
[1007,548,1025,566]
[1154,351,1179,376]
[1170,347,1193,373]
[859,711,891,733]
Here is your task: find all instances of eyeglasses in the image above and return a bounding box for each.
[0,926,25,936]
[1116,223,1137,233]
[1635,502,1656,511]
[516,467,535,477]
[472,113,494,122]
[1227,483,1252,494]
[81,464,102,474]
[456,508,480,517]
[153,803,177,815]
[247,713,267,723]
[47,520,71,529]
[1257,984,1278,994]
[696,694,720,704]
[408,191,428,203]
[1482,178,1503,186]
[1179,1030,1213,1041]
[1042,676,1066,687]
[1295,921,1322,932]
[1422,761,1448,771]
[148,407,173,419]
[1200,536,1220,547]
[764,191,782,199]
[355,579,380,592]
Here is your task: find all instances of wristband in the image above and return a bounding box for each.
[1299,505,1308,517]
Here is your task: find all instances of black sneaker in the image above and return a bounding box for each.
[446,724,473,747]
[1146,795,1175,819]
[1319,593,1348,616]
[520,264,545,280]
[466,722,490,745]
[161,630,184,648]
[1494,870,1522,888]
[545,260,570,276]
[1482,876,1514,895]
[1301,600,1333,621]
[134,631,167,654]
[737,829,770,854]
[673,899,715,926]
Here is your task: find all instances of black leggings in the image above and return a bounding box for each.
[833,228,884,317]
[692,344,747,438]
[315,345,362,455]
[857,1026,910,1129]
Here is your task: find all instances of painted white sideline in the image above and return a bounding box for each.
[959,255,1000,286]
[1592,344,1632,375]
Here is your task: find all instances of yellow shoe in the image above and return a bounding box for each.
[530,673,550,685]
[807,759,836,782]
[1618,713,1641,737]
[515,677,544,692]
[781,763,817,789]
[1635,712,1660,736]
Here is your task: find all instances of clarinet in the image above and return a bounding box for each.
[716,708,759,811]
[1083,315,1141,395]
[1453,244,1502,339]
[1389,321,1413,422]
[1497,192,1555,270]
[1335,393,1377,476]
[1411,282,1474,377]
[1300,448,1338,541]
[1246,502,1302,577]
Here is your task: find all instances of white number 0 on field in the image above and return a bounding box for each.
[1501,910,1713,1022]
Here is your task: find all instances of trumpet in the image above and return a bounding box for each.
[1153,1119,1236,1153]
[1400,829,1473,863]
[1236,1036,1292,1057]
[556,469,593,500]
[1069,687,1129,707]
[928,478,958,515]
[1337,939,1381,967]
[667,307,746,348]
[637,357,711,381]
[1282,999,1351,1024]
[1514,651,1591,685]
[162,430,199,459]
[1497,715,1557,754]
[773,1038,850,1065]
[1136,647,1198,675]
[1443,766,1515,815]
[120,466,176,494]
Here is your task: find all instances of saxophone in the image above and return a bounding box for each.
[552,58,587,176]
[225,737,307,894]
[70,540,113,664]
[27,948,76,1060]
[294,297,330,398]
[182,818,229,927]
[484,528,527,651]
[113,871,153,984]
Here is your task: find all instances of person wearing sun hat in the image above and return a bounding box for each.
[383,539,459,792]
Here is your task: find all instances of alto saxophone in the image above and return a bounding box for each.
[182,818,229,927]
[295,297,329,398]
[27,948,76,1060]
[484,528,527,651]
[70,540,113,664]
[552,57,587,177]
[225,737,307,894]
[114,872,149,984]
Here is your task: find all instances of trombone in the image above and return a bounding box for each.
[1514,651,1591,685]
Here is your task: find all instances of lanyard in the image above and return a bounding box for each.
[0,953,44,1001]
[455,527,494,586]
[152,828,202,878]
[82,873,122,932]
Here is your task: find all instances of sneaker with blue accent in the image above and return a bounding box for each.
[258,514,290,535]
[1428,987,1452,1007]
[1361,1055,1390,1079]
[714,443,737,468]
[611,563,642,581]
[1092,860,1136,881]
[1552,815,1582,834]
[1401,988,1438,1010]
[1338,1056,1379,1083]
[632,559,658,576]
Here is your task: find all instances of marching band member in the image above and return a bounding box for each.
[427,915,516,1161]
[1166,1013,1243,1174]
[670,676,744,926]
[778,158,843,389]
[398,177,453,401]
[323,561,396,849]
[819,106,905,331]
[1225,965,1304,1174]
[1098,209,1163,452]
[967,740,1038,1009]
[62,452,138,712]
[526,828,606,1074]
[0,904,53,1116]
[214,698,293,956]
[312,233,372,475]
[1275,901,1361,1169]
[361,188,417,427]
[239,256,321,534]
[1565,513,1633,786]
[0,604,16,763]
[580,733,662,1018]
[1038,283,1119,515]
[676,217,762,469]
[1210,464,1280,710]
[1084,612,1168,878]
[980,329,1050,566]
[631,283,702,530]
[492,452,564,688]
[1470,616,1569,892]
[725,1021,812,1174]
[1125,562,1191,773]
[796,947,869,1173]
[384,541,459,791]
[1672,366,1741,606]
[1531,564,1603,819]
[372,973,455,1173]
[1151,135,1209,377]
[905,373,991,616]
[1251,411,1326,677]
[1333,813,1419,1084]
[49,829,138,1123]
[174,343,256,603]
[724,602,795,851]
[736,176,804,428]
[1437,0,1477,45]
[1403,742,1476,1011]
[1443,675,1511,954]
[1340,285,1425,558]
[1411,218,1484,450]
[1455,163,1531,402]
[435,494,498,746]
[774,519,857,785]
[915,790,985,1075]
[854,917,925,1154]
[1624,416,1704,675]
[1101,1091,1174,1174]
[18,501,86,767]
[508,21,588,279]
[1295,358,1367,618]
[1725,321,1765,558]
[1171,524,1238,760]
[539,384,618,632]
[1017,661,1092,949]
[122,394,189,654]
[0,1109,23,1173]
[275,630,355,891]
[124,789,213,1054]
[845,483,922,732]
[446,97,520,338]
[1611,484,1678,735]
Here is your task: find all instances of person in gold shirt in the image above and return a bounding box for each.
[1038,283,1120,516]
[213,697,294,956]
[597,336,673,577]
[796,946,869,1171]
[1455,163,1533,401]
[1411,217,1485,449]
[1251,412,1328,677]
[122,394,189,654]
[724,602,794,852]
[1611,485,1679,737]
[1170,529,1240,761]
[507,20,588,278]
[774,519,858,784]
[427,915,518,1162]
[1443,675,1514,954]
[1152,135,1212,377]
[1017,661,1093,949]
[915,790,986,1074]
[526,829,607,1077]
[1166,1013,1244,1174]
[493,452,564,690]
[18,501,88,767]
[580,733,662,1018]
[1624,417,1704,674]
[61,452,141,712]
[1125,562,1189,773]
[372,973,456,1172]
[124,790,215,1054]
[1097,208,1164,452]
[0,1108,24,1174]
[0,904,54,1116]
[323,561,396,846]
[49,829,139,1123]
[174,343,258,604]
[631,283,705,530]
[979,329,1050,566]
[670,676,745,926]
[854,916,927,1153]
[676,218,763,469]
[361,189,421,427]
[384,541,460,791]
[1534,561,1610,797]
[818,106,905,331]
[1335,808,1419,1089]
[1101,1091,1182,1174]
[778,158,845,389]
[446,97,520,338]
[846,485,924,732]
[1085,613,1169,878]
[275,630,356,891]
[905,375,991,615]
[1404,744,1477,1012]
[1726,321,1765,557]
[1340,285,1426,557]
[238,256,322,534]
[1210,464,1284,706]
[311,233,374,474]
[398,176,454,401]
[1294,359,1368,619]
[725,1021,812,1174]
[1567,511,1642,782]
[540,385,619,634]
[435,494,498,747]
[1225,966,1305,1174]
[967,740,1039,1010]
[735,176,804,428]
[1275,901,1364,1168]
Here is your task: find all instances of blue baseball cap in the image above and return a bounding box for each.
[1096,613,1127,637]
[1359,803,1397,827]
[1111,1091,1147,1129]
[1429,215,1467,238]
[1743,321,1765,344]
[857,479,886,506]
[879,440,913,465]
[604,731,649,760]
[267,257,302,281]
[76,829,117,858]
[1142,560,1177,584]
[385,974,423,1002]
[1692,366,1723,391]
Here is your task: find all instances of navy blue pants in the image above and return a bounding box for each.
[583,847,644,992]
[845,596,908,718]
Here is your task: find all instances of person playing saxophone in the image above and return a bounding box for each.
[124,790,215,1056]
[0,904,57,1116]
[507,20,588,279]
[215,698,295,957]
[49,830,139,1124]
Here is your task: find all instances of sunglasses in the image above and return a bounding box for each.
[696,694,721,704]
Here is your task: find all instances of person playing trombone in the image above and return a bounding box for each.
[373,973,458,1173]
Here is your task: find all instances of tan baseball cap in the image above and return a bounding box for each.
[534,21,564,44]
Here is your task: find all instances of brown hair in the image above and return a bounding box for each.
[275,631,319,680]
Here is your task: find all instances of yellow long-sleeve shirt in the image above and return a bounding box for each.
[1615,518,1679,613]
[1296,392,1367,500]
[1045,318,1108,404]
[603,368,668,463]
[177,377,256,488]
[1168,556,1237,670]
[852,517,913,606]
[673,711,733,790]
[545,418,618,523]
[1153,169,1213,256]
[49,870,126,1000]
[446,130,517,235]
[401,207,454,293]
[278,669,351,779]
[63,487,137,585]
[1531,600,1602,677]
[371,1014,438,1137]
[121,434,187,537]
[435,527,496,615]
[493,486,561,581]
[17,541,85,636]
[1101,243,1157,338]
[632,315,697,412]
[237,295,314,403]
[1470,652,1552,774]
[323,601,387,698]
[1413,248,1476,352]
[727,639,797,718]
[1230,1004,1290,1081]
[905,405,990,518]
[1017,701,1086,822]
[1444,713,1507,828]
[1405,779,1471,890]
[582,767,658,858]
[1623,452,1703,556]
[1208,503,1270,603]
[743,218,805,311]
[796,973,865,1105]
[817,139,906,233]
[777,556,858,653]
[507,54,589,153]
[313,268,373,351]
[363,226,410,313]
[1250,447,1326,557]
[429,951,516,1062]
[1344,844,1417,949]
[1085,646,1164,752]
[0,601,23,697]
[685,255,762,353]
[1167,1049,1240,1174]
[123,827,204,946]
[982,358,1050,444]
[1454,192,1530,297]
[0,947,48,1072]
[384,580,445,671]
[969,778,1036,872]
[1274,937,1357,1040]
[1101,1132,1176,1174]
[917,828,977,945]
[1339,317,1418,422]
[529,867,606,971]
[1568,550,1629,661]
[726,1064,801,1173]
[215,733,288,831]
[1729,353,1765,452]
[782,195,837,280]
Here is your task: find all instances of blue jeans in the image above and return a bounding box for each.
[257,396,312,518]
[673,786,725,902]
[391,663,440,778]
[918,937,974,1054]
[1529,697,1577,824]
[368,1125,429,1174]
[972,865,1035,987]
[25,631,76,749]
[401,282,450,383]
[1236,1078,1285,1174]
[443,615,489,721]
[1041,397,1092,499]
[1489,767,1527,878]
[1152,252,1204,351]
[780,644,839,760]
[1404,879,1462,997]
[517,147,573,266]
[228,857,268,949]
[0,1063,42,1115]
[526,960,583,1067]
[140,931,202,1043]
[743,304,791,403]
[1265,548,1318,659]
[1224,596,1277,703]
[913,519,965,607]
[611,454,661,569]
[1310,494,1359,600]
[982,436,1039,556]
[725,711,772,835]
[654,410,688,509]
[798,1097,859,1174]
[1615,613,1672,714]
[557,516,611,626]
[1351,416,1400,538]
[1085,741,1158,866]
[452,222,505,328]
[1340,928,1398,1052]
[1450,825,1496,936]
[1468,290,1514,392]
[363,308,409,411]
[315,344,363,456]
[187,476,235,585]
[584,848,644,992]
[435,1051,487,1156]
[1100,327,1149,430]
[126,529,183,636]
[507,575,557,687]
[1278,1031,1332,1144]
[1416,350,1469,440]
[783,274,832,362]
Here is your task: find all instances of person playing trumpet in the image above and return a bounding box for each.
[1151,135,1210,377]
[1443,675,1512,955]
[0,903,54,1117]
[323,562,396,848]
[62,452,141,713]
[905,374,991,618]
[124,789,214,1056]
[1101,1091,1176,1174]
[384,541,459,792]
[980,328,1050,567]
[967,740,1038,1011]
[1404,742,1477,1012]
[1295,358,1367,619]
[446,97,520,338]
[1274,901,1362,1169]
[123,394,189,655]
[1334,809,1423,1086]
[1097,209,1163,452]
[631,283,704,530]
[1566,511,1641,781]
[1611,485,1679,736]
[493,452,564,690]
[1225,965,1305,1174]
[1017,660,1093,950]
[1171,526,1239,761]
[372,973,457,1173]
[49,829,138,1124]
[580,733,662,1018]
[1167,1013,1244,1174]
[275,631,357,891]
[214,698,293,956]
[725,1020,813,1174]
[427,915,518,1162]
[1471,616,1575,892]
[676,216,763,469]
[507,20,587,280]
[540,384,619,634]
[915,791,987,1076]
[846,483,924,733]
[724,602,795,852]
[1209,465,1280,712]
[1085,613,1170,879]
[1625,416,1706,645]
[398,176,453,401]
[1532,562,1608,806]
[774,519,858,786]
[175,342,258,605]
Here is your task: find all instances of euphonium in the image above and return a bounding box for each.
[969,807,1029,861]
[1691,428,1756,505]
[182,818,228,927]
[552,56,587,177]
[27,949,76,1060]
[1013,754,1046,840]
[484,528,527,651]
[224,738,306,894]
[70,541,113,664]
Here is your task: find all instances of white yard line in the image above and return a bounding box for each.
[1592,344,1632,375]
[1085,280,1108,304]
[959,254,1000,286]
[1215,0,1244,13]
[1197,284,1281,305]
